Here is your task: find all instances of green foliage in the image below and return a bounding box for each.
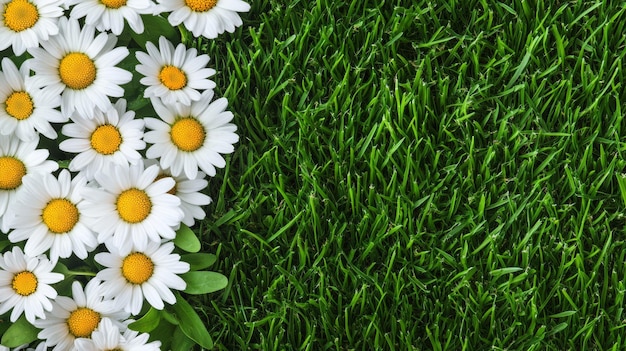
[175,224,202,253]
[182,271,228,295]
[1,316,39,347]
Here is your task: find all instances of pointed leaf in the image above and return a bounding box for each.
[173,293,213,349]
[128,307,161,333]
[1,315,39,347]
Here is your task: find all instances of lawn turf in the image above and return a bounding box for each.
[194,0,626,349]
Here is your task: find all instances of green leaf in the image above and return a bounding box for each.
[181,253,217,271]
[148,317,176,350]
[172,326,196,351]
[174,224,201,253]
[1,315,39,347]
[131,14,179,49]
[173,293,213,349]
[128,307,161,333]
[182,271,228,295]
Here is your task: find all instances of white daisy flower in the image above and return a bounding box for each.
[0,246,63,323]
[145,159,212,227]
[59,98,146,181]
[0,0,64,55]
[67,0,155,35]
[0,135,57,233]
[6,169,98,261]
[27,17,132,118]
[135,36,216,106]
[35,279,130,351]
[74,317,161,351]
[156,0,250,39]
[81,162,184,254]
[0,58,66,141]
[144,89,238,179]
[95,241,190,315]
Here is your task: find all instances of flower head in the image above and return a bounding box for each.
[95,241,189,315]
[67,0,155,35]
[35,279,129,351]
[136,36,216,106]
[0,0,65,55]
[0,247,63,323]
[144,89,238,179]
[81,162,184,254]
[59,98,146,181]
[6,170,98,261]
[27,17,132,118]
[0,58,66,141]
[157,0,250,39]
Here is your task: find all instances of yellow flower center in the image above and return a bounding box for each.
[170,117,205,152]
[42,198,79,234]
[155,174,177,195]
[100,0,126,9]
[3,0,39,32]
[116,188,152,223]
[59,53,97,90]
[12,271,37,296]
[121,252,154,284]
[5,91,34,120]
[90,124,122,155]
[158,65,187,90]
[67,307,101,338]
[185,0,217,12]
[0,156,26,190]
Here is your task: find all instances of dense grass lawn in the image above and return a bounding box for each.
[198,0,626,349]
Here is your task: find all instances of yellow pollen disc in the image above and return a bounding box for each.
[100,0,127,8]
[155,174,177,195]
[170,117,205,152]
[5,91,34,120]
[3,0,39,32]
[116,188,152,223]
[90,124,122,155]
[158,65,187,90]
[67,307,101,338]
[122,252,154,284]
[59,53,97,90]
[0,156,26,190]
[42,198,79,234]
[12,271,37,296]
[185,0,217,12]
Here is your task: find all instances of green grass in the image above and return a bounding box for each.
[192,0,626,349]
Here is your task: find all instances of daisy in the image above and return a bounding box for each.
[135,35,216,106]
[0,246,63,323]
[67,0,155,35]
[95,240,190,315]
[0,135,58,233]
[6,169,98,261]
[80,162,184,254]
[0,0,64,55]
[0,57,66,141]
[74,317,161,350]
[35,279,129,351]
[27,17,132,118]
[156,0,250,39]
[144,89,239,179]
[59,98,146,181]
[145,159,212,227]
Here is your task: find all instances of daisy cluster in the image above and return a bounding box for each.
[0,0,249,349]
